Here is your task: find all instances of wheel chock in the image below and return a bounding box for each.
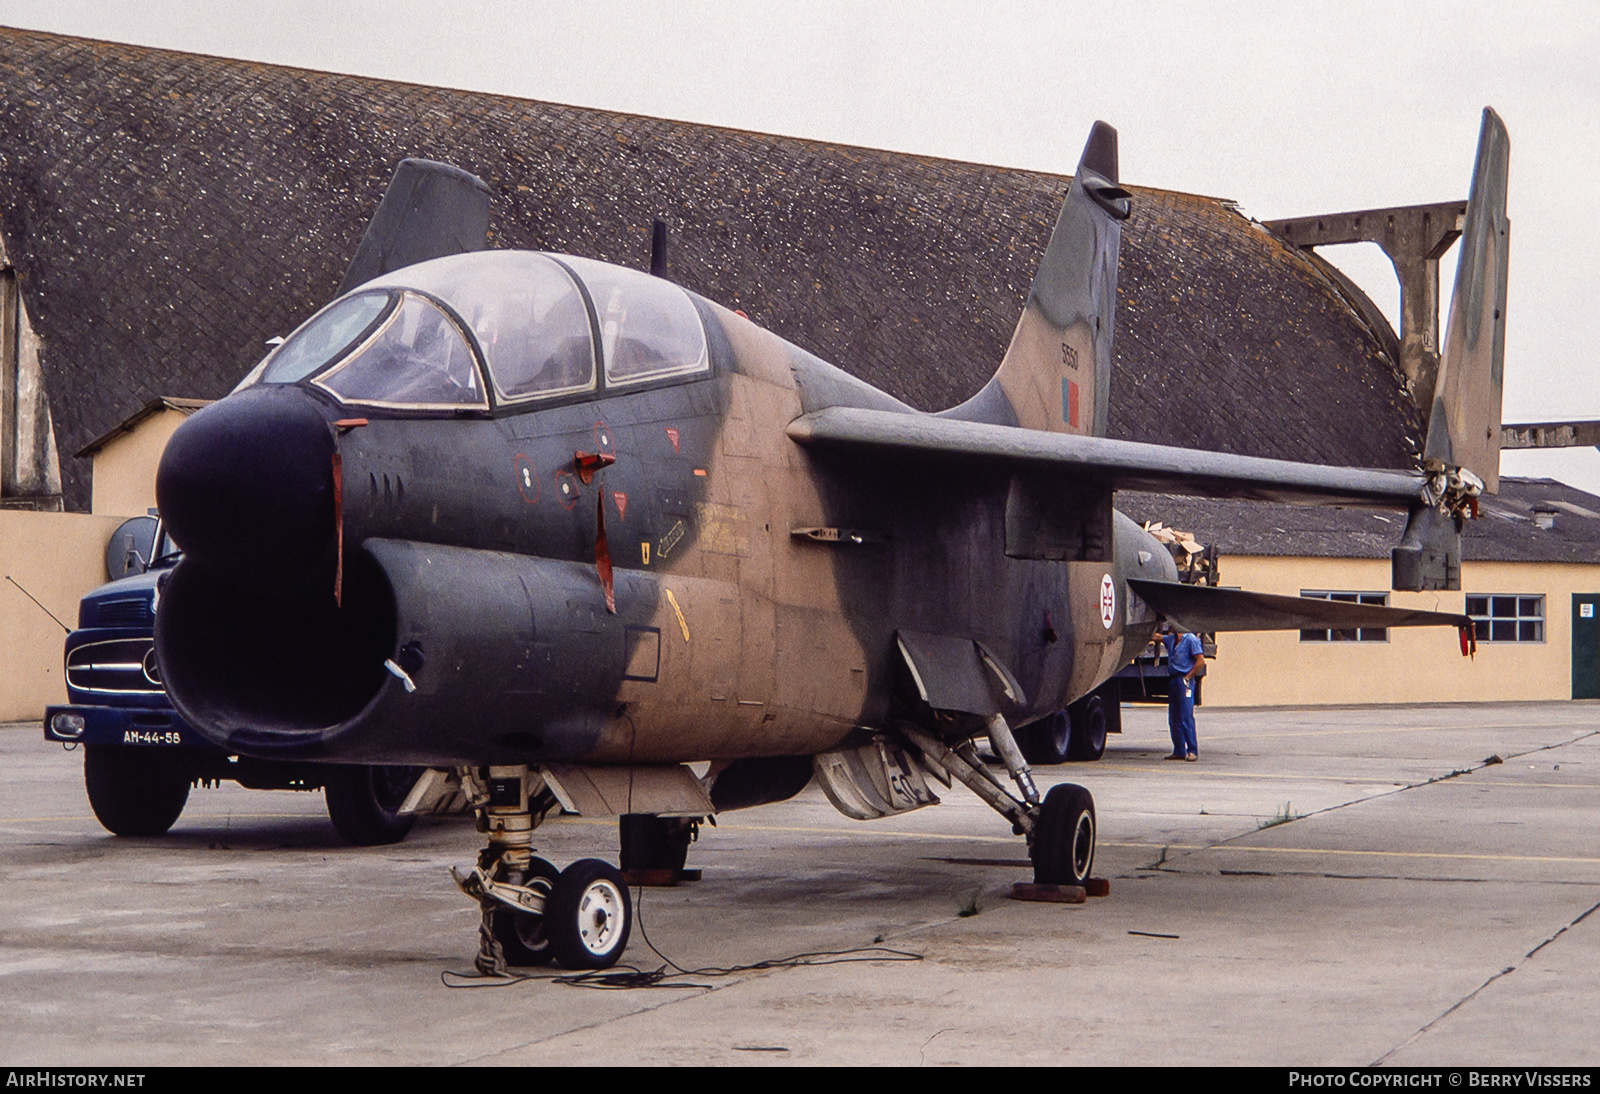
[1085,877,1111,897]
[1009,882,1087,904]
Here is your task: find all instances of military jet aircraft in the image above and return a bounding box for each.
[152,111,1507,972]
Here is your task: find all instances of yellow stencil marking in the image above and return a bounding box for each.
[665,588,690,641]
[641,542,651,565]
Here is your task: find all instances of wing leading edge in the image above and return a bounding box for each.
[788,406,1426,509]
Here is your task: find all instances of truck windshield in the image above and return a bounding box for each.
[150,528,181,568]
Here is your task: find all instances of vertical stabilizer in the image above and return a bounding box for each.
[944,121,1131,435]
[1393,108,1510,591]
[1424,108,1510,493]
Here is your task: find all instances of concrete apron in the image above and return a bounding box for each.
[1,701,1596,1066]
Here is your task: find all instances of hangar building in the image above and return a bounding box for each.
[0,27,1580,716]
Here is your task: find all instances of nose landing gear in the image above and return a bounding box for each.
[451,765,635,974]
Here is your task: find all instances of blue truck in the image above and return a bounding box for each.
[43,515,421,844]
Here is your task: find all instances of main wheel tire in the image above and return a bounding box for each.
[1066,693,1109,762]
[323,765,421,846]
[84,744,191,837]
[490,856,561,967]
[547,859,633,970]
[618,813,695,873]
[1031,782,1096,886]
[1019,711,1071,766]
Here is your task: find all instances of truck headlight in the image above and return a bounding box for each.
[50,712,86,739]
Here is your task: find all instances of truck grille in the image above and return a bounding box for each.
[91,597,155,627]
[66,638,163,695]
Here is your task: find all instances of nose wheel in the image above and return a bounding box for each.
[453,766,634,974]
[546,859,633,970]
[488,856,562,967]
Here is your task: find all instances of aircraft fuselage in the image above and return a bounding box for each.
[155,259,1175,769]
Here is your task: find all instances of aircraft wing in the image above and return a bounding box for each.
[788,406,1426,509]
[1128,579,1471,633]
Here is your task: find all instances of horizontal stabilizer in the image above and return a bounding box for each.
[1128,579,1469,634]
[338,159,495,296]
[790,406,1426,509]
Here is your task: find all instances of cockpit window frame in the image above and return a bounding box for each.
[310,289,493,414]
[480,255,601,408]
[240,290,399,392]
[554,255,713,394]
[248,251,724,420]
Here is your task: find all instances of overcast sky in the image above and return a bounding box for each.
[5,1,1599,488]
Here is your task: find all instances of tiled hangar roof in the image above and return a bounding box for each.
[0,27,1421,511]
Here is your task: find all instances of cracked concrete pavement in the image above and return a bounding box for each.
[1,701,1596,1065]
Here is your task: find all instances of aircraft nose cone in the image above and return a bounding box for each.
[156,385,337,579]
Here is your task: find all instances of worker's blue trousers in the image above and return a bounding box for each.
[1168,675,1197,757]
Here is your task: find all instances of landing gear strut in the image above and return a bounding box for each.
[899,723,1097,888]
[451,765,634,974]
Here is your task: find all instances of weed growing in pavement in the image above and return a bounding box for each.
[1258,802,1300,829]
[957,887,985,917]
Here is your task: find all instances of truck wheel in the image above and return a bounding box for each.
[1031,783,1096,886]
[1066,692,1109,761]
[324,765,420,846]
[84,744,190,837]
[1019,711,1071,766]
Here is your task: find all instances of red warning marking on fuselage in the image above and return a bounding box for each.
[1066,379,1081,429]
[664,427,680,453]
[594,420,614,453]
[612,491,628,520]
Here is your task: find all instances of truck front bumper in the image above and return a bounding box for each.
[44,704,211,748]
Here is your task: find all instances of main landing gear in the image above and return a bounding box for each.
[901,715,1097,888]
[451,765,634,974]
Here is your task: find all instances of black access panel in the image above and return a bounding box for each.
[1572,594,1600,699]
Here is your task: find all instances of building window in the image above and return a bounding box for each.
[1299,591,1389,642]
[1466,595,1544,643]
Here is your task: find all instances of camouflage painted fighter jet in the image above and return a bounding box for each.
[153,111,1508,972]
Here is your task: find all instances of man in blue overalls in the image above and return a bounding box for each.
[1161,621,1205,762]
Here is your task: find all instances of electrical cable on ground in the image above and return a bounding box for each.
[442,883,922,991]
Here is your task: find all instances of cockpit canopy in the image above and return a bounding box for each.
[238,251,711,411]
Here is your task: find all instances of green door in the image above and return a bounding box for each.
[1572,595,1600,699]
